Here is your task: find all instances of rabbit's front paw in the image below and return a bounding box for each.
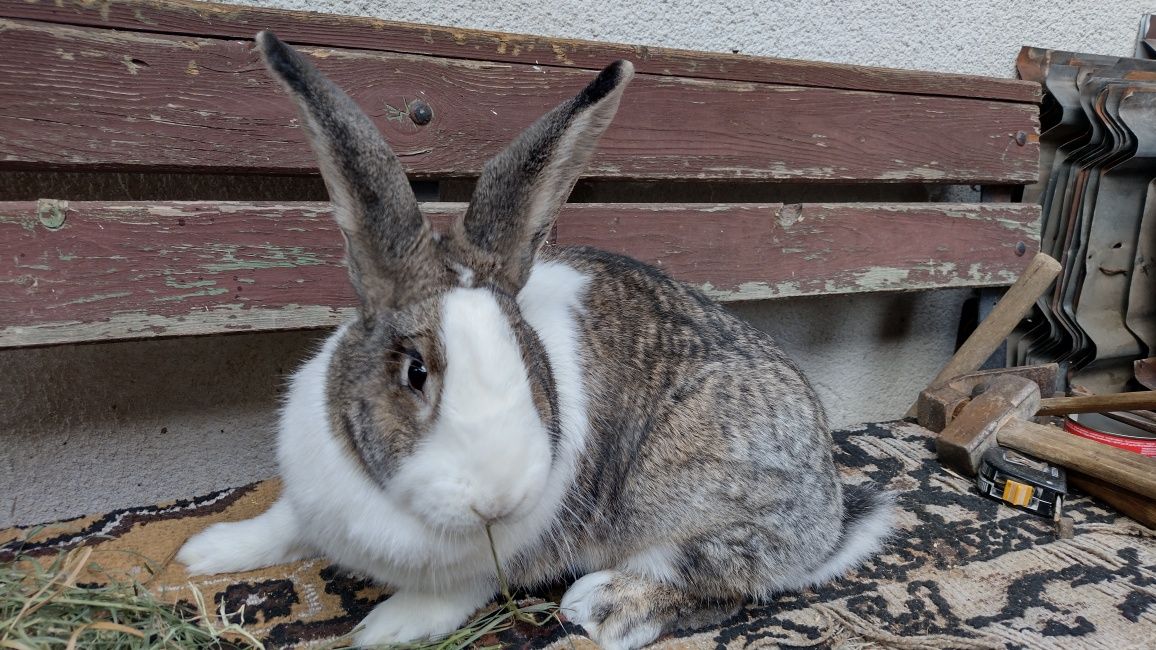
[354,589,491,647]
[177,500,306,575]
[561,570,668,650]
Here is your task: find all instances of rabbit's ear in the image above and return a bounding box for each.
[455,61,633,291]
[257,31,438,314]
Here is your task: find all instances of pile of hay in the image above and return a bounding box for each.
[1,531,560,650]
[1,546,263,649]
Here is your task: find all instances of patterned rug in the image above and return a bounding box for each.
[3,421,1155,649]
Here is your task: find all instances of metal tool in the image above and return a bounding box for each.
[917,371,1156,526]
[976,446,1067,518]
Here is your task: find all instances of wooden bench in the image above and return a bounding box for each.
[0,0,1042,349]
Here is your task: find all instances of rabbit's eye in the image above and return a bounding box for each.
[405,355,428,393]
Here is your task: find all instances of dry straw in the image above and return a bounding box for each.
[1,546,262,649]
[1,528,565,650]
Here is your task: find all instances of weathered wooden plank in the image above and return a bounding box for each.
[558,203,1040,298]
[0,18,1040,183]
[0,201,1041,347]
[2,0,1041,103]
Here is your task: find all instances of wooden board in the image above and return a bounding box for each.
[0,18,1040,183]
[0,201,1041,347]
[2,0,1040,103]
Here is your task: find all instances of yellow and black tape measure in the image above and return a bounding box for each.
[975,446,1067,518]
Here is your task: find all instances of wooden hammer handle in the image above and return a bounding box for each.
[906,253,1061,417]
[1067,470,1156,528]
[997,418,1156,500]
[1037,391,1156,416]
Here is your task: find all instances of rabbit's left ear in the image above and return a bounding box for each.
[256,31,438,316]
[455,61,633,291]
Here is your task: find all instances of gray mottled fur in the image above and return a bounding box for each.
[255,31,890,648]
[506,246,852,636]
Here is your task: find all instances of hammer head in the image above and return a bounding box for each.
[917,363,1058,432]
[934,375,1042,476]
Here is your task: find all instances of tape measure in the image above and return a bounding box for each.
[975,446,1067,518]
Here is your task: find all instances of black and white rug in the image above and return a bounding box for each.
[4,421,1154,649]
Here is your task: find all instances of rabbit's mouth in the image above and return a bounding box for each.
[390,444,553,532]
[474,487,550,528]
[469,491,531,526]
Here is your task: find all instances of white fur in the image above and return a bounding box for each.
[275,267,594,580]
[273,325,492,591]
[516,261,592,501]
[561,570,663,650]
[391,287,551,529]
[450,262,475,288]
[178,260,594,644]
[560,570,614,635]
[352,584,494,646]
[621,545,681,584]
[801,491,895,586]
[178,498,309,574]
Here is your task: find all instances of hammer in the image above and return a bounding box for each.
[921,373,1156,501]
[917,363,1156,430]
[904,252,1063,418]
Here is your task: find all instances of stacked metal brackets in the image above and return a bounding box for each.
[1014,48,1156,395]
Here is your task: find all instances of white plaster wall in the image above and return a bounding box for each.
[239,0,1150,78]
[2,0,1149,527]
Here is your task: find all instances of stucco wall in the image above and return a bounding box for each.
[240,0,1149,78]
[2,0,1149,528]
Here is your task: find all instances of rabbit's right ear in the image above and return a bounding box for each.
[454,61,633,292]
[256,31,438,315]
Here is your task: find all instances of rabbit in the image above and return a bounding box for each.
[176,31,894,650]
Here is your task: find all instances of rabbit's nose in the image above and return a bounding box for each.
[470,494,525,524]
[470,503,506,524]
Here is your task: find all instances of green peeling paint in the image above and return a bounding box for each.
[199,243,325,273]
[60,291,133,306]
[156,287,230,302]
[0,214,38,233]
[164,277,218,290]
